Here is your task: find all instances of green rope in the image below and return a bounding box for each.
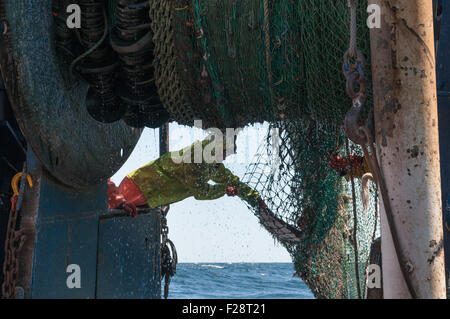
[69,8,109,79]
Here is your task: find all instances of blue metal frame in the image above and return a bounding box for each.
[28,152,161,299]
[435,0,450,290]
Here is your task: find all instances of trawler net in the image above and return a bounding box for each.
[145,0,380,298]
[148,0,373,128]
[242,121,379,298]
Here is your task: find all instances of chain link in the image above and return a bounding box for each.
[347,0,358,56]
[343,0,365,100]
[160,205,177,299]
[343,0,366,106]
[2,169,31,299]
[343,0,368,145]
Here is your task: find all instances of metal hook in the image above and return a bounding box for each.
[11,173,33,197]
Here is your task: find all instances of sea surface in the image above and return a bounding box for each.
[165,263,315,299]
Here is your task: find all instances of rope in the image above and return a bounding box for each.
[69,8,109,78]
[263,0,274,108]
[348,0,358,57]
[360,126,418,299]
[346,138,362,299]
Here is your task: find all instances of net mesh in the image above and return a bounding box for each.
[149,0,372,128]
[146,0,380,298]
[242,121,379,298]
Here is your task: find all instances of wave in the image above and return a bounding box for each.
[200,264,225,269]
[167,263,314,299]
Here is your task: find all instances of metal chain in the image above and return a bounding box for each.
[343,0,366,111]
[348,0,358,56]
[2,167,31,299]
[343,0,368,146]
[160,205,177,299]
[342,0,364,299]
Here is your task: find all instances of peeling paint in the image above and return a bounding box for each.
[428,240,443,265]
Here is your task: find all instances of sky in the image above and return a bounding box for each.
[111,122,291,263]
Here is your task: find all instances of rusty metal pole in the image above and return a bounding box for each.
[369,0,446,298]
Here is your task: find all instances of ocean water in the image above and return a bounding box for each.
[166,263,315,299]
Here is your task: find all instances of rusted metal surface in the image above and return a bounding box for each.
[16,149,41,299]
[0,0,142,189]
[1,169,31,298]
[370,0,446,298]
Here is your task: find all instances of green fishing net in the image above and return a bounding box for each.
[145,0,380,298]
[242,121,379,298]
[149,0,372,128]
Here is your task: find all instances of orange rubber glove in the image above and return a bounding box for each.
[118,177,148,207]
[225,186,238,197]
[108,178,147,217]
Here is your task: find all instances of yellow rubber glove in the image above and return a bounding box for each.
[127,138,238,208]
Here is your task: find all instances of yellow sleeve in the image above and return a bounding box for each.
[176,162,226,201]
[192,184,227,201]
[208,164,240,186]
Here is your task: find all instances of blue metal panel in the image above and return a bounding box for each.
[96,211,161,299]
[435,0,450,287]
[30,177,105,298]
[29,176,162,298]
[30,178,162,298]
